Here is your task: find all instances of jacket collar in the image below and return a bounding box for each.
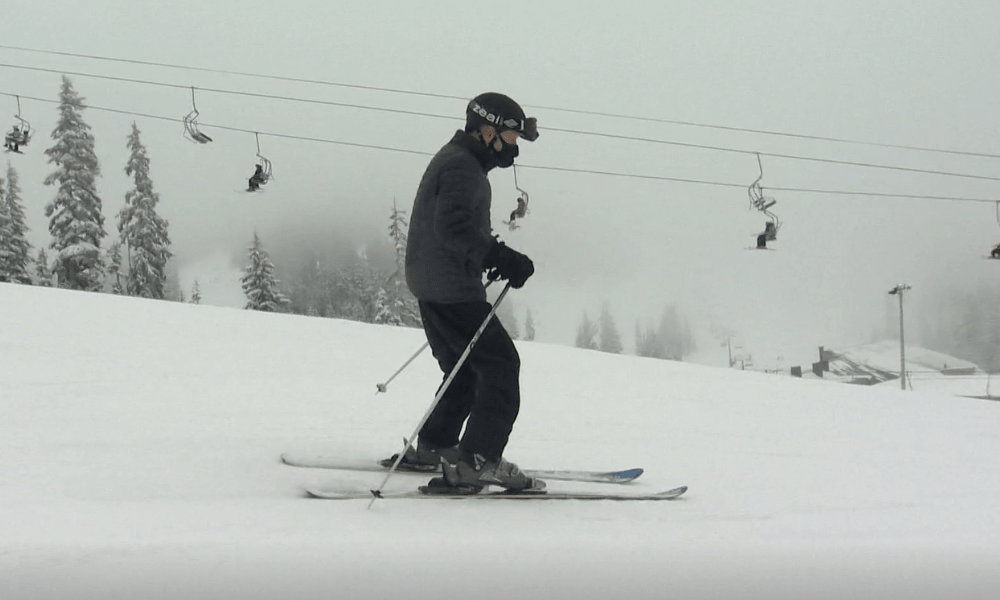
[449,130,496,172]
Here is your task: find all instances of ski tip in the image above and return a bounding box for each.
[304,486,363,500]
[303,487,330,499]
[611,468,644,481]
[659,486,688,499]
[280,452,308,467]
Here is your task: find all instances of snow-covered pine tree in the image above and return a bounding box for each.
[598,302,623,354]
[0,163,33,284]
[0,169,9,277]
[106,240,125,294]
[373,287,403,325]
[190,280,201,304]
[288,252,325,316]
[524,308,535,341]
[338,258,380,322]
[657,304,696,360]
[44,76,106,291]
[118,122,171,299]
[388,199,407,279]
[241,231,289,312]
[635,320,658,358]
[386,199,419,325]
[575,312,598,350]
[34,248,53,286]
[637,321,665,358]
[392,290,414,325]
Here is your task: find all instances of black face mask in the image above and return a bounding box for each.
[490,134,519,169]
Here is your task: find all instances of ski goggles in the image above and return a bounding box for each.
[468,101,539,142]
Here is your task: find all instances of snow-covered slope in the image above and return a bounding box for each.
[2,282,999,600]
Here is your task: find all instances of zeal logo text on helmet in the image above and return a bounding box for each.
[466,93,539,142]
[469,101,524,130]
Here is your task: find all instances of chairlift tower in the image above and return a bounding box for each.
[888,284,911,390]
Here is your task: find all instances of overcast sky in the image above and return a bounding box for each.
[4,0,1000,366]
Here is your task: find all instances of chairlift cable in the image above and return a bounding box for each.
[2,62,1000,183]
[3,89,999,204]
[546,126,1000,183]
[3,43,1000,160]
[0,62,456,122]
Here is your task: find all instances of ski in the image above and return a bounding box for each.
[280,452,643,484]
[304,485,687,501]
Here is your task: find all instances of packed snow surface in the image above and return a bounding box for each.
[2,283,999,600]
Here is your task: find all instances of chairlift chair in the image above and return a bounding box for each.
[747,153,781,248]
[255,132,272,182]
[504,164,530,230]
[246,132,273,192]
[182,88,213,144]
[748,153,778,214]
[4,96,32,153]
[255,157,272,182]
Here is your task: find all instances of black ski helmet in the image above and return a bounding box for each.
[465,92,538,142]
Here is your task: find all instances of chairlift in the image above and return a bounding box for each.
[503,164,530,231]
[182,87,213,144]
[3,96,32,153]
[747,153,780,249]
[246,132,273,192]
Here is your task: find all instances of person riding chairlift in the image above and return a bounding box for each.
[507,196,528,228]
[756,221,777,249]
[4,125,27,152]
[248,164,267,192]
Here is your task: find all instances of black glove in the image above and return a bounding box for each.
[484,239,534,289]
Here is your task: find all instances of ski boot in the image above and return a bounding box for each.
[379,438,459,472]
[424,451,545,495]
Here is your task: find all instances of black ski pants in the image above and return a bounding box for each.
[417,299,520,461]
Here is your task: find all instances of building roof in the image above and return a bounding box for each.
[823,341,993,398]
[825,341,979,377]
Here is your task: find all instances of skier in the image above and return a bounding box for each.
[756,220,777,249]
[4,126,22,152]
[509,196,528,226]
[991,243,1000,259]
[247,164,267,192]
[383,92,539,493]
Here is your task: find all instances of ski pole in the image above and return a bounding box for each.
[368,282,512,508]
[375,341,428,393]
[374,279,496,394]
